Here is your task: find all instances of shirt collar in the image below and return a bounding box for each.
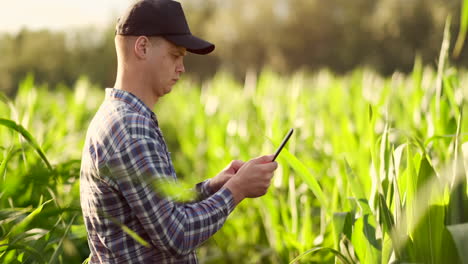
[105,88,158,121]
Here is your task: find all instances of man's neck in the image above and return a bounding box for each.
[114,69,159,110]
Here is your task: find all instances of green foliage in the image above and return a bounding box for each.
[0,76,100,263]
[1,60,468,263]
[1,2,468,262]
[447,223,468,263]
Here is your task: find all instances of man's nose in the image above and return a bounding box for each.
[177,62,185,74]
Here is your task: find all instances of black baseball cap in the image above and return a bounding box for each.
[115,0,215,55]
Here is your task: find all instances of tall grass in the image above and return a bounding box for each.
[1,64,468,263]
[1,19,468,264]
[0,76,101,263]
[158,63,468,263]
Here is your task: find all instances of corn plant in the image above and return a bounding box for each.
[1,10,468,264]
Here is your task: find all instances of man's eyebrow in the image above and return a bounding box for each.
[173,47,187,56]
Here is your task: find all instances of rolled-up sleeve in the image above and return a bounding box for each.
[106,137,235,257]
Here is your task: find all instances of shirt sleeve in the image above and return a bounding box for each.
[106,137,236,257]
[195,179,214,200]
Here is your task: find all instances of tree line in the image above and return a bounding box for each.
[0,0,465,95]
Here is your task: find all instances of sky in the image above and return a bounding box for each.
[0,0,134,33]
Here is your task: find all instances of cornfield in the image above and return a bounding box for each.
[1,15,468,264]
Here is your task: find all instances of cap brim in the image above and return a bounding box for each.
[164,34,215,55]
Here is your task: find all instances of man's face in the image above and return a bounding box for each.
[146,38,186,97]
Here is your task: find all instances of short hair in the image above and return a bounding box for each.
[114,35,164,62]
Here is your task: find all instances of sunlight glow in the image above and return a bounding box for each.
[0,0,132,33]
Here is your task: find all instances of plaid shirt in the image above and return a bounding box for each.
[80,88,235,263]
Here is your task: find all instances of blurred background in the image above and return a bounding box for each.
[2,1,468,263]
[0,0,465,96]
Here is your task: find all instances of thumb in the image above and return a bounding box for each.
[231,160,245,172]
[252,154,275,164]
[225,160,244,173]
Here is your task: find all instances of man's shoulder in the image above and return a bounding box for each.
[84,100,159,159]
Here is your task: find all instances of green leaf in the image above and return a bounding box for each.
[0,118,52,171]
[0,208,31,222]
[48,213,78,264]
[289,246,352,264]
[435,16,451,119]
[410,205,446,264]
[344,159,366,200]
[0,145,28,195]
[351,214,381,264]
[392,143,406,225]
[0,148,13,178]
[381,235,392,264]
[447,223,468,264]
[377,193,395,234]
[416,156,436,191]
[454,0,468,58]
[281,148,328,210]
[350,198,373,216]
[103,213,150,248]
[461,142,468,196]
[332,212,352,248]
[70,225,88,239]
[120,225,150,248]
[377,193,405,261]
[405,141,419,234]
[0,243,45,264]
[8,199,53,238]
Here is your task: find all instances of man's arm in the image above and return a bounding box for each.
[106,137,236,257]
[195,179,214,200]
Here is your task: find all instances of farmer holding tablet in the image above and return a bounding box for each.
[79,0,278,263]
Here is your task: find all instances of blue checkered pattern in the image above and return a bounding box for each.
[80,88,235,263]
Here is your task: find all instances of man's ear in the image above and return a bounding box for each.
[134,36,149,59]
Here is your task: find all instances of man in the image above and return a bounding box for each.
[79,0,278,263]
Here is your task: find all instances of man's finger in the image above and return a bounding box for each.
[252,154,275,164]
[231,160,245,171]
[256,161,278,172]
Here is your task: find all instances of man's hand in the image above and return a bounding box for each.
[224,154,278,205]
[209,160,245,193]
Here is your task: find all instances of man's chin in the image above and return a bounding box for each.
[163,86,173,95]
